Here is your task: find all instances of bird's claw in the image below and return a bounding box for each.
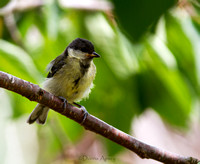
[73,102,88,124]
[58,96,68,113]
[80,106,88,125]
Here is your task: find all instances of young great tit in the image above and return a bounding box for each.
[27,38,100,124]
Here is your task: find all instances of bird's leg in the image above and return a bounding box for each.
[58,96,68,113]
[73,102,88,124]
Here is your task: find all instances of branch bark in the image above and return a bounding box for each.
[0,71,199,164]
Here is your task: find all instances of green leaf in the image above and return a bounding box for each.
[140,43,192,126]
[0,39,41,82]
[112,0,176,41]
[0,0,9,8]
[165,14,198,94]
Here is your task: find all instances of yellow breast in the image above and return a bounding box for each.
[43,57,97,103]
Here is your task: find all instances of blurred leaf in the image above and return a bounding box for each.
[0,39,41,82]
[54,113,84,142]
[165,14,199,94]
[0,0,9,8]
[45,1,60,40]
[0,18,3,38]
[9,92,37,118]
[112,0,176,41]
[17,11,35,38]
[138,43,192,126]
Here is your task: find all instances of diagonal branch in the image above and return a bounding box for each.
[0,71,199,164]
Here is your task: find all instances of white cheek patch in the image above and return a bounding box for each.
[68,48,87,59]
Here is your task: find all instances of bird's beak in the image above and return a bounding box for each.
[88,52,100,58]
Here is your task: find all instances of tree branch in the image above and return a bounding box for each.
[0,71,199,164]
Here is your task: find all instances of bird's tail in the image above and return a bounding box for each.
[27,104,49,124]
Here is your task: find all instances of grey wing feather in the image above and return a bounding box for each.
[47,54,67,78]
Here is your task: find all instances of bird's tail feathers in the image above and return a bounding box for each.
[27,104,49,124]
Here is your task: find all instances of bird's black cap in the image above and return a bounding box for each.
[67,38,95,54]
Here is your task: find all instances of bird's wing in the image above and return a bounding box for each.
[47,54,66,78]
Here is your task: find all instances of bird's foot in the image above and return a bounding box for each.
[73,102,88,125]
[58,96,68,113]
[80,105,88,125]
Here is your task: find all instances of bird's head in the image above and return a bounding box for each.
[65,38,100,60]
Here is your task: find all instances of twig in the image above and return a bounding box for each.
[59,0,113,11]
[4,13,24,48]
[0,71,199,164]
[0,0,44,16]
[0,0,112,16]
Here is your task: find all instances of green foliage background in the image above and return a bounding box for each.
[0,0,200,163]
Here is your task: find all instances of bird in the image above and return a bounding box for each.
[27,38,100,124]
